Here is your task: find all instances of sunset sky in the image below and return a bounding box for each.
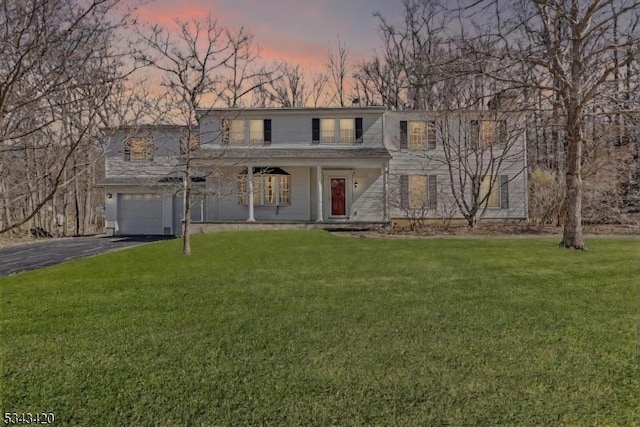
[130,0,403,71]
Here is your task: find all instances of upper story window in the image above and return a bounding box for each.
[471,120,506,148]
[409,121,425,148]
[339,119,354,143]
[313,117,363,144]
[400,120,436,149]
[221,119,245,144]
[124,137,153,161]
[321,119,335,143]
[249,120,263,145]
[222,119,271,145]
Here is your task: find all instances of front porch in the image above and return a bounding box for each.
[198,149,392,224]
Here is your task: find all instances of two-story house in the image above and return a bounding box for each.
[98,107,526,235]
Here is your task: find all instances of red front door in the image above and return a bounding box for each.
[331,178,346,216]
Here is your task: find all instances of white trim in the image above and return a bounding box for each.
[316,165,324,222]
[247,165,255,221]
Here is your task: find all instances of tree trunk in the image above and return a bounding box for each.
[559,109,587,250]
[182,175,191,256]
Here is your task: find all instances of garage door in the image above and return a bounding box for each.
[118,193,163,235]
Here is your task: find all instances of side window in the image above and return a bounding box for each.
[124,137,153,161]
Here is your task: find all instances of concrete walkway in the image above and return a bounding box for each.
[0,236,174,278]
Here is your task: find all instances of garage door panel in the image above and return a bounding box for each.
[118,194,163,235]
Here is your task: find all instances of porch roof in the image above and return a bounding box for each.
[196,146,392,161]
[96,176,206,186]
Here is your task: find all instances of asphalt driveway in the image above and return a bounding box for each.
[0,236,174,278]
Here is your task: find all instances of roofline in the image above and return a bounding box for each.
[196,106,388,115]
[102,124,196,132]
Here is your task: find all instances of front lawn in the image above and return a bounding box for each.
[1,231,637,425]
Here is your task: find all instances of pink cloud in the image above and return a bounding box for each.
[136,5,210,25]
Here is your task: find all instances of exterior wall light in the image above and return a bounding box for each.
[107,193,113,199]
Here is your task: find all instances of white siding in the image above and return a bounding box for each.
[199,109,385,148]
[385,111,527,220]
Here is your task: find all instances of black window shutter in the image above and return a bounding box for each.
[263,119,272,145]
[470,120,479,148]
[400,121,408,149]
[312,118,320,143]
[499,120,507,149]
[500,175,509,209]
[428,122,436,149]
[428,175,437,209]
[400,175,409,209]
[355,117,363,143]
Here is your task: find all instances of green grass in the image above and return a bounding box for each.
[1,231,638,425]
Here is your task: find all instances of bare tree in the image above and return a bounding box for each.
[218,27,281,108]
[310,71,329,107]
[459,0,640,249]
[355,0,449,111]
[134,16,233,256]
[327,37,349,106]
[258,63,309,107]
[0,0,133,235]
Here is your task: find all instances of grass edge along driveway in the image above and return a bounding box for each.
[1,231,638,425]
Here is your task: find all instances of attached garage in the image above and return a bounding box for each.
[117,193,164,235]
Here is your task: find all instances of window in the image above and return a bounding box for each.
[279,175,290,204]
[471,120,506,147]
[238,170,291,205]
[124,137,153,161]
[321,119,335,143]
[409,121,426,148]
[409,175,427,208]
[229,120,245,144]
[480,175,500,207]
[264,175,276,204]
[400,120,435,149]
[249,120,263,145]
[400,175,437,209]
[314,118,361,144]
[339,119,354,143]
[221,119,245,144]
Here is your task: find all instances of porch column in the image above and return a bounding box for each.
[247,165,255,222]
[316,165,323,222]
[382,165,389,222]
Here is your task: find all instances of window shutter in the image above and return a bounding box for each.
[355,117,363,143]
[427,123,436,150]
[124,141,131,161]
[428,175,437,209]
[400,121,408,149]
[498,120,507,149]
[400,175,409,209]
[312,118,320,143]
[470,120,479,148]
[500,175,509,209]
[263,119,272,145]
